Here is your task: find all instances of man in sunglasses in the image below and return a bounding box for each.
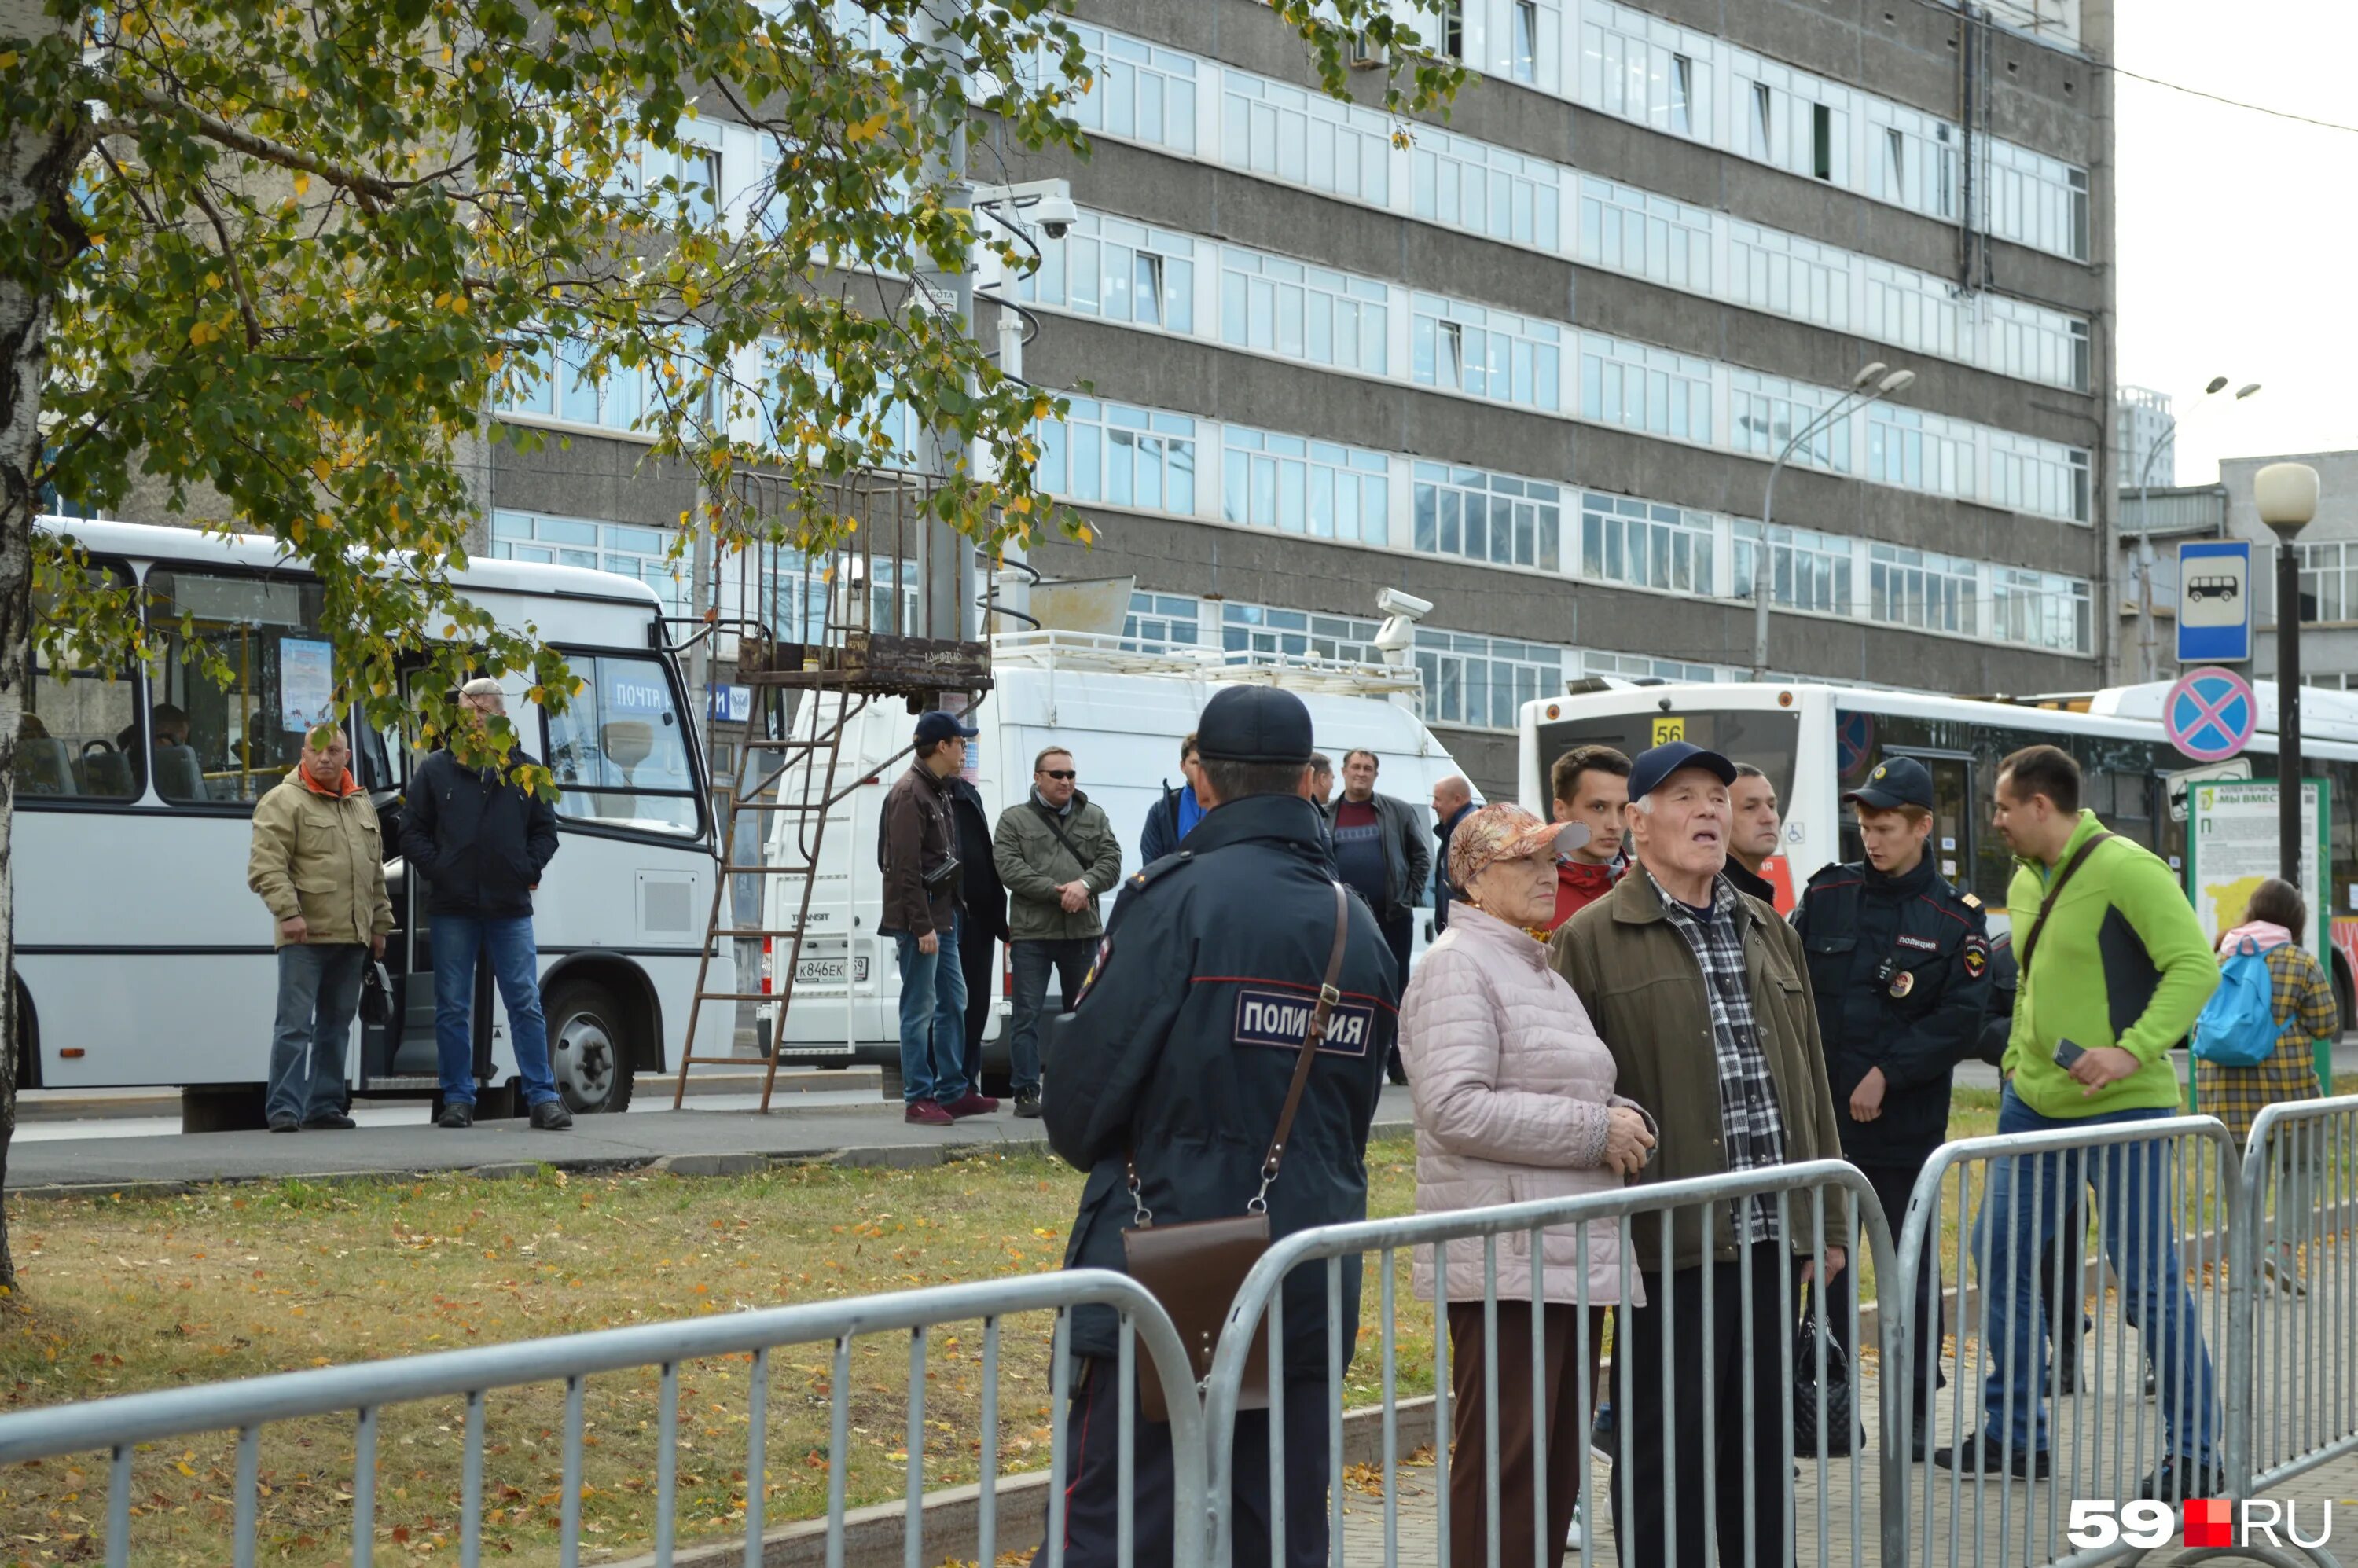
[992,747,1123,1118]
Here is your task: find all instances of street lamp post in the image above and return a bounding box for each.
[1749,363,1915,679]
[2134,377,2260,681]
[2257,461,2322,883]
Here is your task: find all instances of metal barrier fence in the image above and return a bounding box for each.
[1893,1114,2239,1568]
[2235,1095,2358,1500]
[0,1269,1205,1568]
[1197,1160,1901,1568]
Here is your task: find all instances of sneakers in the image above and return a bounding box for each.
[268,1114,301,1134]
[2138,1453,2227,1503]
[941,1092,1000,1119]
[301,1112,357,1130]
[1565,1500,1584,1550]
[1933,1431,2050,1479]
[1013,1087,1043,1119]
[905,1100,956,1127]
[436,1102,475,1129]
[529,1100,575,1131]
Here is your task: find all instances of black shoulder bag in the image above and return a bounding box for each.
[2016,832,2114,976]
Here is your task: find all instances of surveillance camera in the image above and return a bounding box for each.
[1031,192,1078,240]
[1376,587,1434,622]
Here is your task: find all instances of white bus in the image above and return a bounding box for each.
[16,517,732,1123]
[765,631,1472,1092]
[1519,677,2358,1023]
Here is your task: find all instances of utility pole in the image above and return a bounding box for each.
[912,0,975,649]
[2257,462,2320,884]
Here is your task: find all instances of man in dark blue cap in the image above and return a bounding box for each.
[1792,755,1991,1458]
[878,709,998,1126]
[1548,739,1846,1568]
[1038,682,1399,1568]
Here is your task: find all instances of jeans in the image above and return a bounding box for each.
[430,914,560,1107]
[265,942,366,1124]
[1974,1085,2220,1459]
[890,910,969,1107]
[1007,937,1093,1095]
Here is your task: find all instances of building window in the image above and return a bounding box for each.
[1730,372,1850,472]
[1221,603,1383,663]
[1122,591,1204,651]
[1868,543,1977,635]
[1411,464,1563,571]
[1579,333,1713,443]
[1729,222,1849,329]
[1578,491,1713,597]
[1733,523,1853,616]
[1062,24,1197,153]
[1019,212,1194,334]
[1411,294,1562,411]
[1034,397,1198,516]
[1987,431,2091,523]
[1411,126,1561,250]
[500,335,647,435]
[1576,176,1711,293]
[1439,0,1465,59]
[1221,428,1391,544]
[1219,248,1389,376]
[1415,630,1564,730]
[1866,405,1973,498]
[1221,73,1391,207]
[2297,541,2358,626]
[493,511,692,617]
[1512,2,1541,82]
[1991,567,2092,653]
[1581,11,1709,139]
[1583,648,1725,682]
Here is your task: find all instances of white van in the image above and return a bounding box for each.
[762,631,1472,1090]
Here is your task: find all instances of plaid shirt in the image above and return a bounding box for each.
[2195,941,2335,1143]
[1649,869,1787,1242]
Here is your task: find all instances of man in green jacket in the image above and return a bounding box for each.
[247,728,395,1133]
[991,746,1123,1118]
[1934,743,2223,1501]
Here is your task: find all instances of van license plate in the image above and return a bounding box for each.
[795,956,869,984]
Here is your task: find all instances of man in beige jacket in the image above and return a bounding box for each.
[248,727,394,1133]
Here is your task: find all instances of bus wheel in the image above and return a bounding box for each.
[548,979,634,1114]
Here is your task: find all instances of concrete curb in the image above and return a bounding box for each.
[605,1396,1442,1568]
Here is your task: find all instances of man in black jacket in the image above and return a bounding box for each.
[1041,685,1398,1568]
[399,679,571,1130]
[1791,757,1992,1454]
[945,773,1007,1098]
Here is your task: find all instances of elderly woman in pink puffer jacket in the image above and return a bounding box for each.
[1401,802,1655,1568]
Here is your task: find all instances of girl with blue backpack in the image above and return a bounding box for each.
[2195,877,2338,1294]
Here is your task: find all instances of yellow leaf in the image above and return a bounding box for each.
[846,112,887,144]
[0,50,19,70]
[292,172,310,196]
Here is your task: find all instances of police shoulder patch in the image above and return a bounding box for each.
[1960,892,1982,909]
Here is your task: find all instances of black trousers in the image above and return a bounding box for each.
[1039,1357,1331,1568]
[957,920,997,1090]
[1379,913,1413,1079]
[1825,1160,1943,1425]
[1611,1248,1792,1568]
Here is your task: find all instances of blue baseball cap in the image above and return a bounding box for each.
[1844,755,1935,812]
[914,710,978,747]
[1196,685,1314,766]
[1627,739,1739,802]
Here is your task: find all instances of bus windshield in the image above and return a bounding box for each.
[1536,707,1799,807]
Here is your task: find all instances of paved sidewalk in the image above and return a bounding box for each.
[4,1085,1420,1194]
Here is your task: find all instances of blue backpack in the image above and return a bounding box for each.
[2192,938,2280,1067]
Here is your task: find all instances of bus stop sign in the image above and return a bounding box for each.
[2164,665,2257,763]
[2177,539,2252,663]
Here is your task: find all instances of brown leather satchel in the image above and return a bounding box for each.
[1121,881,1352,1423]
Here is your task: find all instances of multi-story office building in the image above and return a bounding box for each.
[2115,384,2175,492]
[91,0,2121,799]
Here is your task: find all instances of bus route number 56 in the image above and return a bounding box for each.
[2067,1500,2175,1550]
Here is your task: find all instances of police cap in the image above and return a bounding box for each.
[1844,755,1935,812]
[1196,685,1314,766]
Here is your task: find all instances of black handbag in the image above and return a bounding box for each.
[359,959,395,1027]
[1791,1287,1860,1456]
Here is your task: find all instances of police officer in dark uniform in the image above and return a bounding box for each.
[1792,756,1993,1459]
[1039,683,1399,1568]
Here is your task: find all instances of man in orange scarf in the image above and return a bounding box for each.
[248,726,393,1133]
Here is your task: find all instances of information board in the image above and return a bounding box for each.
[2186,778,2330,960]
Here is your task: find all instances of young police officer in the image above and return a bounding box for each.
[1039,683,1399,1568]
[1791,756,1992,1459]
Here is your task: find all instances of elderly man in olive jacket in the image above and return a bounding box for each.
[991,745,1122,1118]
[1548,740,1846,1568]
[248,727,395,1133]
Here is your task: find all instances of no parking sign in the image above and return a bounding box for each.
[2163,666,2257,763]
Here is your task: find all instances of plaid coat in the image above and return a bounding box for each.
[2195,942,2337,1144]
